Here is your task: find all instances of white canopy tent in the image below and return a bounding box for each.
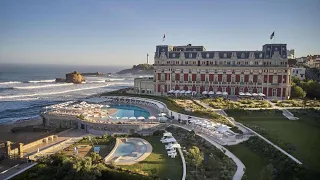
[163,132,172,137]
[222,92,228,96]
[202,91,208,95]
[129,117,137,120]
[245,92,252,96]
[252,93,258,96]
[161,137,177,143]
[258,93,266,97]
[208,91,214,95]
[158,113,167,117]
[174,90,180,94]
[148,116,157,120]
[239,92,245,96]
[137,116,145,120]
[121,117,129,120]
[185,90,192,94]
[180,90,186,94]
[168,90,174,93]
[216,91,222,95]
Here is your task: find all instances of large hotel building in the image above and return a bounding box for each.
[152,43,291,99]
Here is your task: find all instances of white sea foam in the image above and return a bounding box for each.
[0,85,110,100]
[0,81,22,85]
[28,79,56,83]
[14,83,73,89]
[0,115,40,124]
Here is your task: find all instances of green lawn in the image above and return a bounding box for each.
[227,144,267,180]
[122,136,182,180]
[226,109,320,172]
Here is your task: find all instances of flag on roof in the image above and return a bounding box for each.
[270,31,275,39]
[163,34,165,42]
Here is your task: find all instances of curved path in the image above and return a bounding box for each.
[196,100,302,164]
[170,124,245,180]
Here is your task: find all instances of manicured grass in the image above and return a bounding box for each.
[227,144,267,180]
[122,136,182,180]
[226,109,320,172]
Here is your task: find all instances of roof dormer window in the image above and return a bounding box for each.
[241,53,245,58]
[259,53,263,58]
[172,53,176,58]
[206,53,209,58]
[189,53,192,58]
[223,53,227,58]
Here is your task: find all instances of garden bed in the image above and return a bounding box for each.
[202,98,271,109]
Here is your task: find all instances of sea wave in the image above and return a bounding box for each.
[0,115,40,124]
[0,81,22,85]
[0,85,110,100]
[28,79,56,83]
[14,83,73,89]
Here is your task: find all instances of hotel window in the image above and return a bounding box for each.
[272,88,277,96]
[273,75,278,83]
[189,53,192,58]
[249,75,253,83]
[240,87,244,92]
[172,53,176,58]
[185,61,188,65]
[205,76,208,82]
[248,87,253,93]
[231,76,235,82]
[214,76,218,82]
[189,75,192,82]
[240,75,244,82]
[258,75,262,83]
[222,76,226,82]
[257,88,262,93]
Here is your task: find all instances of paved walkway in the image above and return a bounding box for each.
[0,162,38,180]
[171,124,245,180]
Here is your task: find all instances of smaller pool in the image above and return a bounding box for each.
[113,142,135,157]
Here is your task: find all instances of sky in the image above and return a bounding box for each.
[0,0,319,66]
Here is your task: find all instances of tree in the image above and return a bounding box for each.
[259,164,274,180]
[90,152,102,164]
[291,85,306,99]
[188,146,204,176]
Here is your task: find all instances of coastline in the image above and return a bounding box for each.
[0,87,133,132]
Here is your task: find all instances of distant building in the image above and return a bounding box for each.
[296,57,307,63]
[291,68,306,80]
[288,59,297,67]
[306,55,320,68]
[134,77,154,95]
[153,43,291,99]
[287,49,295,59]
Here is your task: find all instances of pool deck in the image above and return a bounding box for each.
[104,137,152,165]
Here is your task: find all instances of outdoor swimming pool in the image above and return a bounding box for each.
[113,142,135,157]
[109,104,150,118]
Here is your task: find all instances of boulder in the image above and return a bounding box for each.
[65,71,85,84]
[55,78,65,83]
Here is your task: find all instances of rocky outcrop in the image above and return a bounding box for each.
[117,64,154,75]
[81,72,104,76]
[65,71,85,84]
[55,78,65,83]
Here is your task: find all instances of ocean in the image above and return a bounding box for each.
[0,63,143,124]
